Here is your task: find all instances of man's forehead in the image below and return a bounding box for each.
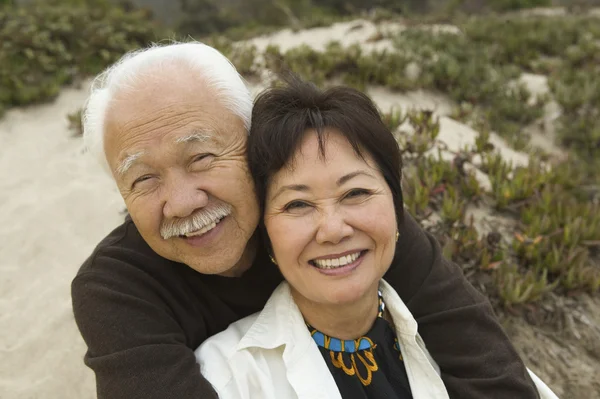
[106,67,215,129]
[118,128,214,155]
[104,72,248,175]
[106,88,237,150]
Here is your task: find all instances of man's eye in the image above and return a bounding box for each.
[191,153,213,163]
[132,175,153,188]
[284,201,309,211]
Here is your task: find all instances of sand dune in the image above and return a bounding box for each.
[0,18,565,398]
[0,83,124,398]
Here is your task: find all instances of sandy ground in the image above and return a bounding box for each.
[501,294,600,398]
[0,83,124,398]
[245,19,405,53]
[0,17,595,399]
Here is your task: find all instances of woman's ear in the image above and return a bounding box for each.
[259,222,276,261]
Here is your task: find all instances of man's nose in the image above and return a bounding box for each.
[162,173,209,219]
[315,207,353,245]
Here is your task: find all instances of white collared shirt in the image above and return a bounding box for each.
[195,280,558,399]
[195,280,449,399]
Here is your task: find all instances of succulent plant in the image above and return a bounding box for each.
[495,263,557,307]
[67,108,83,136]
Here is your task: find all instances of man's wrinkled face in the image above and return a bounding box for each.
[103,65,259,275]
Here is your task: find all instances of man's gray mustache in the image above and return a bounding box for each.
[160,203,232,239]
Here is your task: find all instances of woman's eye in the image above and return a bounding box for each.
[284,201,309,211]
[345,188,370,199]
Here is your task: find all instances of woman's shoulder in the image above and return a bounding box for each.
[195,312,260,358]
[193,282,296,386]
[194,312,261,387]
[193,282,304,399]
[197,281,295,347]
[379,279,418,333]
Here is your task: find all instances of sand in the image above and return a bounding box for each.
[0,16,589,399]
[0,83,124,398]
[245,19,404,53]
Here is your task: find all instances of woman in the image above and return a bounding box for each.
[195,75,557,399]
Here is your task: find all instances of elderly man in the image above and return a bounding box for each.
[72,42,539,399]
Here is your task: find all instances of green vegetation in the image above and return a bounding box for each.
[488,0,552,11]
[394,110,600,308]
[178,0,559,41]
[216,11,600,175]
[215,28,543,148]
[219,12,600,167]
[178,0,356,40]
[67,108,84,136]
[0,0,166,116]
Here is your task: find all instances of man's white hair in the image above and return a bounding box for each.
[82,41,253,174]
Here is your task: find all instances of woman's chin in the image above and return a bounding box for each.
[318,285,372,306]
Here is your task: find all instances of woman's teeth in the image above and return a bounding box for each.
[183,217,223,238]
[313,252,361,269]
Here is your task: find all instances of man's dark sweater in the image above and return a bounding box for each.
[71,210,538,399]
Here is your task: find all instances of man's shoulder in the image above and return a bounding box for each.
[71,215,192,310]
[76,215,170,277]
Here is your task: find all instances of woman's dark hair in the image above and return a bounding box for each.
[248,73,404,229]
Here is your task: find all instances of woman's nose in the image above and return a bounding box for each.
[315,208,353,245]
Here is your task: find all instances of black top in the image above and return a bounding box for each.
[310,292,412,399]
[71,212,540,399]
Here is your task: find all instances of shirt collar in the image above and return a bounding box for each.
[236,282,310,355]
[237,279,419,353]
[379,279,419,336]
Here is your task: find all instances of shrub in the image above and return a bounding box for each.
[178,0,343,40]
[550,69,600,158]
[0,0,165,111]
[462,16,600,71]
[488,0,552,11]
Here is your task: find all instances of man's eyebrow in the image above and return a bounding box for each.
[116,151,145,177]
[175,130,213,144]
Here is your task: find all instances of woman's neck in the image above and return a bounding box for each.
[292,286,380,340]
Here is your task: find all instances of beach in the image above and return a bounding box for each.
[0,83,123,398]
[1,16,598,398]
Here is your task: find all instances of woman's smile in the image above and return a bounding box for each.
[309,250,368,276]
[310,249,365,268]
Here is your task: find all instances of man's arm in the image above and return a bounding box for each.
[71,257,217,399]
[384,210,539,398]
